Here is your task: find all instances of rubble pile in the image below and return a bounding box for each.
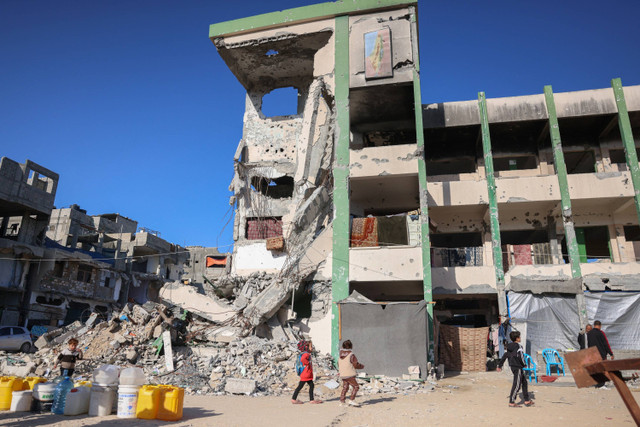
[0,275,437,399]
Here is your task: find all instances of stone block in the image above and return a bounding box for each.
[126,350,138,364]
[225,378,256,395]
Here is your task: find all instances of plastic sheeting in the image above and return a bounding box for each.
[338,297,428,379]
[508,292,640,356]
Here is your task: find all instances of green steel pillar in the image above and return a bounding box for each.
[543,86,587,330]
[477,93,508,321]
[409,6,434,363]
[611,78,640,226]
[331,15,350,361]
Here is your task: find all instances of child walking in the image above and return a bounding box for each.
[497,331,533,407]
[338,340,365,407]
[291,340,323,404]
[54,337,83,378]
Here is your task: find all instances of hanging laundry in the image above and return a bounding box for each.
[351,217,379,247]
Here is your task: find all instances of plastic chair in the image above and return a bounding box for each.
[522,353,538,383]
[542,348,565,376]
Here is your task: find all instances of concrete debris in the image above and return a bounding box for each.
[159,281,237,324]
[1,299,438,398]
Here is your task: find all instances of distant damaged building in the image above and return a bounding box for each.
[210,0,640,374]
[0,157,58,325]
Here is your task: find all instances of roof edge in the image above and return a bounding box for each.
[209,0,417,39]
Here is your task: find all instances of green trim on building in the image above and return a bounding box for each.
[543,86,582,279]
[331,14,350,360]
[409,5,433,362]
[611,78,640,226]
[209,0,417,38]
[543,85,587,331]
[477,92,507,320]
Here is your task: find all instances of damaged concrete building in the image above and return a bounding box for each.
[210,0,640,373]
[0,157,59,325]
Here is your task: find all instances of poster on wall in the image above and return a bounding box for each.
[364,27,393,79]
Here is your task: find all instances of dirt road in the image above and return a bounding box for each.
[0,371,637,426]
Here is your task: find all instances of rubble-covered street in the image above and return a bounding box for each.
[0,371,637,426]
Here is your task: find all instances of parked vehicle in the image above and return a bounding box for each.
[0,326,33,352]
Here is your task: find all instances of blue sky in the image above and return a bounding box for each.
[2,0,639,250]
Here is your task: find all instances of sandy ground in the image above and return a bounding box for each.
[0,371,638,426]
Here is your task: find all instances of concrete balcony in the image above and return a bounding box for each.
[349,246,423,282]
[431,266,497,294]
[568,172,634,200]
[427,179,488,207]
[350,144,419,178]
[39,277,117,302]
[496,174,559,204]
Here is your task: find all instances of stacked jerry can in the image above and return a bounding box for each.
[0,376,47,412]
[136,384,184,421]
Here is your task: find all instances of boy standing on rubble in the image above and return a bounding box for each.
[339,340,365,407]
[291,340,323,404]
[497,331,533,407]
[54,337,83,378]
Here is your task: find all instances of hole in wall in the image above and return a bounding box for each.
[261,87,299,117]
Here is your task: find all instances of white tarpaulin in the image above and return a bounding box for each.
[508,292,640,356]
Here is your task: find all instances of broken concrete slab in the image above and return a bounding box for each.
[242,278,294,327]
[159,281,237,324]
[225,378,256,395]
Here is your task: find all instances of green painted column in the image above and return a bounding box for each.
[543,85,587,330]
[409,6,434,363]
[612,78,640,226]
[477,93,507,321]
[331,14,350,361]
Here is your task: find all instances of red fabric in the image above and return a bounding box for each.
[206,257,226,267]
[513,244,533,265]
[299,352,313,381]
[246,218,282,240]
[351,217,378,247]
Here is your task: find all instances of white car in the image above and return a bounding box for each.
[0,326,33,352]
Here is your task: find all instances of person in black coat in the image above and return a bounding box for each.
[587,320,614,360]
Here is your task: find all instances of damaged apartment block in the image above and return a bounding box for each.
[205,0,640,377]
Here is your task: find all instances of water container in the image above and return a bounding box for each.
[119,367,145,386]
[74,380,92,388]
[31,382,56,412]
[0,377,25,410]
[9,390,32,412]
[157,385,184,421]
[63,386,90,416]
[117,385,140,418]
[93,365,120,385]
[89,384,116,416]
[136,385,160,419]
[23,377,46,390]
[51,377,73,415]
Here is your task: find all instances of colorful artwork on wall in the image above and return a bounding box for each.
[364,27,393,79]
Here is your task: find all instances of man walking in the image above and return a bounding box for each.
[586,320,614,360]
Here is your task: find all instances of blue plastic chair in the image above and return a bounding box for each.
[542,348,566,376]
[523,353,538,383]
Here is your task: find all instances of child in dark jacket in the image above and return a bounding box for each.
[497,331,533,407]
[338,340,365,407]
[291,340,323,404]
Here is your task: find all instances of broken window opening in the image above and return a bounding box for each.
[623,226,640,261]
[349,281,424,302]
[206,256,227,268]
[350,214,411,247]
[426,157,477,176]
[563,150,596,174]
[53,261,64,278]
[363,129,416,148]
[103,277,111,288]
[35,296,64,306]
[292,286,312,319]
[261,87,299,117]
[250,176,294,199]
[76,264,93,283]
[246,217,283,240]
